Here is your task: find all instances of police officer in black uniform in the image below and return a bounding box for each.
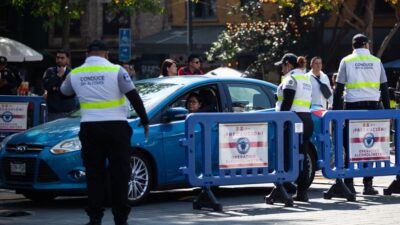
[0,56,21,95]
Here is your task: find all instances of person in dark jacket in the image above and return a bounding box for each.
[43,50,77,121]
[0,56,21,95]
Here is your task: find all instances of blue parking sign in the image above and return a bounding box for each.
[119,28,131,62]
[119,28,131,46]
[119,46,131,62]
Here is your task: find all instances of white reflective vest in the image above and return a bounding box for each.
[276,69,312,112]
[70,59,127,122]
[342,52,382,102]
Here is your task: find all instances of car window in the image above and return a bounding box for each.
[167,85,220,120]
[227,83,272,112]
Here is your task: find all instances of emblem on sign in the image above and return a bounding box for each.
[1,111,13,122]
[363,133,375,148]
[236,137,250,154]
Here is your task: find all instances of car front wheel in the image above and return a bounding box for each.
[127,151,153,205]
[300,148,316,189]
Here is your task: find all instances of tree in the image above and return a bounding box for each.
[8,0,163,50]
[206,0,328,78]
[206,0,302,77]
[289,0,399,57]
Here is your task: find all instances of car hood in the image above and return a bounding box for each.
[7,117,81,147]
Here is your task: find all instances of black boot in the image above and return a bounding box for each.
[293,190,309,202]
[85,218,102,225]
[344,178,356,194]
[363,179,378,195]
[283,182,297,195]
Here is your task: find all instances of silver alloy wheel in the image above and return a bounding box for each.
[128,155,149,201]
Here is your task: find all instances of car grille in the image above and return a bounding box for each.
[2,157,36,182]
[6,144,43,153]
[1,158,60,183]
[37,160,59,182]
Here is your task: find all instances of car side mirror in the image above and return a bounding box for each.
[164,107,189,122]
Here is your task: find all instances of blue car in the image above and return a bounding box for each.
[0,76,322,205]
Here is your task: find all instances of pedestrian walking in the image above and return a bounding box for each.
[332,33,390,195]
[177,54,204,75]
[307,56,332,109]
[43,50,77,121]
[61,40,149,225]
[159,59,177,77]
[275,53,314,202]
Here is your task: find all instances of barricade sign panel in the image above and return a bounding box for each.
[219,123,268,169]
[349,119,390,162]
[317,110,400,201]
[181,112,303,210]
[0,102,29,132]
[0,95,47,141]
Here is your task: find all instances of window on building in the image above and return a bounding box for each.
[103,5,130,35]
[193,0,216,19]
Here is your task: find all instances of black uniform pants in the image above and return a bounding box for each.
[284,112,314,193]
[79,121,132,223]
[344,101,380,183]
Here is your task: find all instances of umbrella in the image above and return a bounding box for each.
[205,67,247,77]
[0,36,43,62]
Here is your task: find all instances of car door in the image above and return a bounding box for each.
[223,82,278,169]
[161,84,224,185]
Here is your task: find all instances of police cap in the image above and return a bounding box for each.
[274,53,298,66]
[352,33,369,45]
[0,56,7,65]
[87,40,108,53]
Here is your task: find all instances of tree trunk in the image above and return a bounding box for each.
[377,22,400,58]
[364,0,375,53]
[61,0,71,51]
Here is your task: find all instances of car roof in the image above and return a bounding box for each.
[136,75,277,89]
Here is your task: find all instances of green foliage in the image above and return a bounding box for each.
[8,0,164,30]
[108,0,164,14]
[206,0,302,75]
[9,0,88,30]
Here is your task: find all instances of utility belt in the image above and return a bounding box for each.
[345,101,380,110]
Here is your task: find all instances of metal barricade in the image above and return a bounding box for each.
[0,95,47,140]
[318,110,400,201]
[180,112,303,211]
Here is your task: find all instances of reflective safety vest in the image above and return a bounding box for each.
[342,53,382,102]
[70,59,127,122]
[276,71,312,112]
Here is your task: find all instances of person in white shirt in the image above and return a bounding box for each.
[307,56,333,109]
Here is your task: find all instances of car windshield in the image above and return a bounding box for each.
[69,81,183,118]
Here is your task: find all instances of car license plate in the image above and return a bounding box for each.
[10,162,26,176]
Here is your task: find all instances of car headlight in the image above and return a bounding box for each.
[50,138,81,154]
[0,134,17,152]
[0,140,6,151]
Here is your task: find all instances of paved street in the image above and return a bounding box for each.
[1,173,400,225]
